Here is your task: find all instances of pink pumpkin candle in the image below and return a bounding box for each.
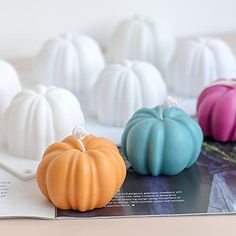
[197,79,236,142]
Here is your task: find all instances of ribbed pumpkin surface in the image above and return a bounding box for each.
[36,135,126,211]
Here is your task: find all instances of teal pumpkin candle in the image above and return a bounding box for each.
[121,97,203,176]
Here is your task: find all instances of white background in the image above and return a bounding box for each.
[0,0,236,59]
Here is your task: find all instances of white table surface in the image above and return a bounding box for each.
[0,215,236,236]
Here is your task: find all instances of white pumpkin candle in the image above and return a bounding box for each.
[167,38,236,97]
[0,59,21,118]
[2,85,85,160]
[90,60,167,127]
[34,34,105,97]
[106,15,176,76]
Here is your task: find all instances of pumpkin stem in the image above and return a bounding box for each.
[72,127,89,152]
[159,97,178,120]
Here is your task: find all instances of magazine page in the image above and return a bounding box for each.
[56,140,236,219]
[0,152,55,219]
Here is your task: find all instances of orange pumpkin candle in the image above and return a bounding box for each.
[36,127,126,212]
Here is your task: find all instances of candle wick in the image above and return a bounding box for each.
[163,96,178,108]
[72,127,89,152]
[78,139,86,152]
[159,96,178,120]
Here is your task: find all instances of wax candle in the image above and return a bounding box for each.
[197,79,236,141]
[36,127,126,211]
[121,97,203,176]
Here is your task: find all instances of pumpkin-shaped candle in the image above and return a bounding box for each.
[36,127,126,212]
[2,85,84,160]
[197,79,236,141]
[107,15,176,76]
[90,60,167,127]
[167,38,236,97]
[121,97,203,176]
[34,34,105,96]
[0,59,21,118]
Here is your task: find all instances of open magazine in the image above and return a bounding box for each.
[0,138,236,219]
